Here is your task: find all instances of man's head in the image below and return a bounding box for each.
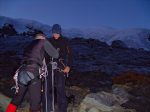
[52,24,61,39]
[35,31,46,40]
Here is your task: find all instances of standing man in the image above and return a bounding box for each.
[43,24,72,112]
[6,32,59,112]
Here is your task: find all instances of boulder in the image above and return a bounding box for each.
[79,86,135,112]
[0,93,11,112]
[111,40,127,49]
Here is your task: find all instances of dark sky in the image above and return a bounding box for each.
[0,0,150,29]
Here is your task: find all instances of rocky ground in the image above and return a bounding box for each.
[71,38,150,75]
[0,36,150,112]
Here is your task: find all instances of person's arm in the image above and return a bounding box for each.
[44,39,59,59]
[63,39,73,73]
[66,42,73,67]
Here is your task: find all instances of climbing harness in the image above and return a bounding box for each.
[39,58,49,112]
[11,65,24,94]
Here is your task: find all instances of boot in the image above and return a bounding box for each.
[6,103,17,112]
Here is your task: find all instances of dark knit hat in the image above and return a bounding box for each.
[52,24,61,34]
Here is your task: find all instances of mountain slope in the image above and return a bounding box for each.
[0,16,51,35]
[0,16,150,50]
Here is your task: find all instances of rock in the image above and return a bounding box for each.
[66,86,90,104]
[0,93,30,112]
[0,93,11,112]
[66,86,90,112]
[16,108,29,112]
[113,73,150,112]
[79,87,135,112]
[112,106,136,112]
[111,40,127,49]
[79,92,113,112]
[112,85,130,104]
[122,85,150,112]
[88,107,99,112]
[113,71,150,86]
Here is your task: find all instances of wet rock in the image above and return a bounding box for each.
[79,90,135,112]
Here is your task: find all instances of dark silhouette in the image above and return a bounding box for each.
[25,25,43,37]
[1,23,17,37]
[148,34,150,41]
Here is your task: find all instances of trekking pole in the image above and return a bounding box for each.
[51,58,58,112]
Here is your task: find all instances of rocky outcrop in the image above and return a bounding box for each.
[111,40,127,49]
[0,93,11,112]
[70,38,150,75]
[1,72,150,112]
[0,37,150,112]
[79,85,135,112]
[113,71,150,85]
[112,71,150,112]
[68,72,150,112]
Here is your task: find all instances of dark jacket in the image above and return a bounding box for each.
[47,36,73,68]
[22,39,59,75]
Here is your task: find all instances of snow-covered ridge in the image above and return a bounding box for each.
[0,16,150,50]
[0,16,51,35]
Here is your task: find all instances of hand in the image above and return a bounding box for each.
[63,66,70,73]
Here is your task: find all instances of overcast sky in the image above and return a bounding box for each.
[0,0,150,29]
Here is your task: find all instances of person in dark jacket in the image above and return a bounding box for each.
[43,24,73,112]
[6,32,59,112]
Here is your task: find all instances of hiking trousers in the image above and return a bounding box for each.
[11,79,41,111]
[42,70,67,112]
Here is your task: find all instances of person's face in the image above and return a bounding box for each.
[53,33,60,39]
